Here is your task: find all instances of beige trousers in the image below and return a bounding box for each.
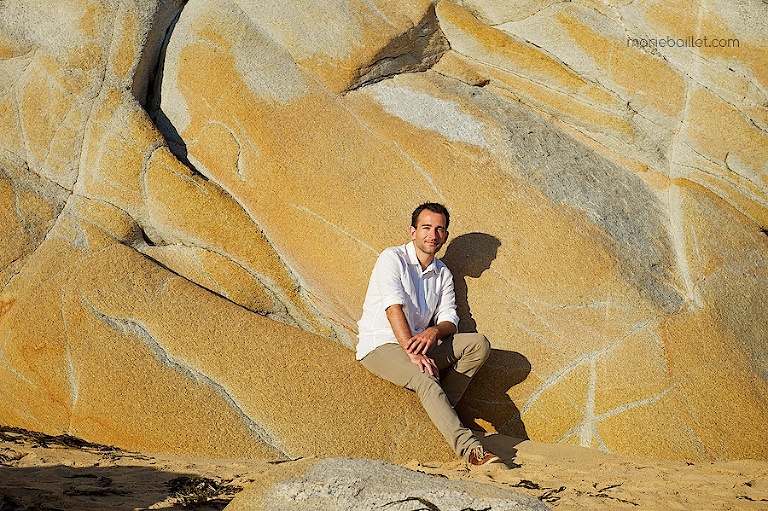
[360,333,490,458]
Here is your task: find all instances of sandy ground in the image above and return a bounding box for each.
[1,427,766,510]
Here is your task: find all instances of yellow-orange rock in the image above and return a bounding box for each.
[0,0,766,463]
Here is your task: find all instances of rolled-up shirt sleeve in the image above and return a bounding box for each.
[373,249,408,310]
[433,268,460,328]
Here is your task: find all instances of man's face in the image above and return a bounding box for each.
[410,210,449,258]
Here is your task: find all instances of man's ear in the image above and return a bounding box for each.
[409,226,416,238]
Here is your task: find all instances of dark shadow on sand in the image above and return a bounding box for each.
[0,464,237,511]
[0,427,242,511]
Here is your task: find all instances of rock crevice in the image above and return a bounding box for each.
[346,4,450,91]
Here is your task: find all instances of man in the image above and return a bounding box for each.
[356,202,501,467]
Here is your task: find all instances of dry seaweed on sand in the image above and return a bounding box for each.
[167,476,244,507]
[0,448,25,464]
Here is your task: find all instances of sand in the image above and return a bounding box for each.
[0,427,766,510]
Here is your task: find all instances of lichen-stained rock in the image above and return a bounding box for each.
[436,0,768,225]
[74,82,334,332]
[0,207,273,458]
[0,0,767,464]
[140,147,338,334]
[155,0,768,462]
[0,201,452,460]
[0,156,69,287]
[152,0,468,344]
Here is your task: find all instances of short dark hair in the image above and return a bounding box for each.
[411,202,450,229]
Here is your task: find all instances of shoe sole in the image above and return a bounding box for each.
[469,456,502,469]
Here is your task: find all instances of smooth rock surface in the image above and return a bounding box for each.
[0,0,766,463]
[224,457,549,511]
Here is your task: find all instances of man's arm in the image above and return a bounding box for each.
[385,304,441,378]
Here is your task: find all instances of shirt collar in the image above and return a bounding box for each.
[405,241,438,274]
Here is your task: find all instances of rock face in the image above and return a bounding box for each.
[224,457,549,511]
[0,0,766,462]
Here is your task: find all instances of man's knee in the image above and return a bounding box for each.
[459,332,490,362]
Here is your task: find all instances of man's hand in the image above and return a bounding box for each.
[385,305,452,379]
[404,326,439,355]
[407,352,439,379]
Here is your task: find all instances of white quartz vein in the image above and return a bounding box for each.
[503,319,665,450]
[290,203,378,255]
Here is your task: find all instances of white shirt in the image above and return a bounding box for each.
[356,242,460,360]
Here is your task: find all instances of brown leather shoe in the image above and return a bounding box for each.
[467,445,501,467]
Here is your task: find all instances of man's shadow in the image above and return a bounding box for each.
[441,233,530,441]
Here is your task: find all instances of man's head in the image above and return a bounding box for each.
[411,202,450,230]
[409,202,450,264]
